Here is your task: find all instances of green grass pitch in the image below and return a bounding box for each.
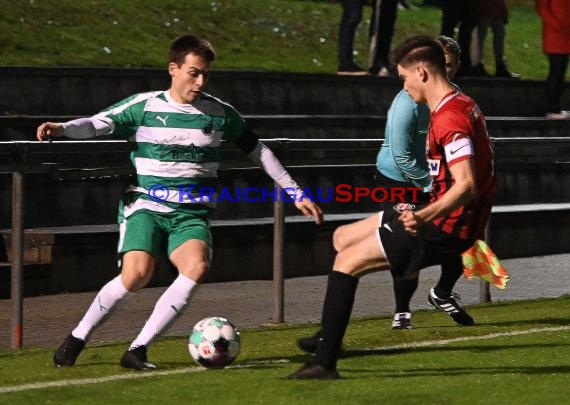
[0,297,569,404]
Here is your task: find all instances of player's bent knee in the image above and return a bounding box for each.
[120,251,156,291]
[178,260,209,283]
[121,266,154,292]
[332,225,349,252]
[334,244,389,277]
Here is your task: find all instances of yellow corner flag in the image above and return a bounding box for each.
[462,240,509,289]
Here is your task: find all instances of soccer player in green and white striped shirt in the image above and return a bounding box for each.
[37,34,323,371]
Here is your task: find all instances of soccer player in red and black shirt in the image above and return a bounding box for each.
[288,35,495,380]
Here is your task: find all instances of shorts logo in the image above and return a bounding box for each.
[393,203,416,213]
[428,159,440,176]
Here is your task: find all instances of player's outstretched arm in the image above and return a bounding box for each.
[38,116,115,142]
[249,141,324,224]
[37,122,64,142]
[235,129,324,224]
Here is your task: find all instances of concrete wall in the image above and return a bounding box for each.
[2,67,569,117]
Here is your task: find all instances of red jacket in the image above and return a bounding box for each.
[536,0,570,54]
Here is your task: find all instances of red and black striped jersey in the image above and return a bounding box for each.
[426,91,496,240]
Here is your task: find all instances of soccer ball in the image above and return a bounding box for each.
[188,316,240,368]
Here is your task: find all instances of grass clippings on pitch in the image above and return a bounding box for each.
[0,296,569,404]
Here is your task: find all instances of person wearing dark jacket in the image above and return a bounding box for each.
[537,0,570,119]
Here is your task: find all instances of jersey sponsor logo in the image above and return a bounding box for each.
[169,144,205,162]
[156,115,169,126]
[428,159,440,176]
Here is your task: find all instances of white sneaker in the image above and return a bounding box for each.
[391,312,412,329]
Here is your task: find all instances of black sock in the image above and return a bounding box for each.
[314,271,358,370]
[435,254,463,299]
[393,276,418,313]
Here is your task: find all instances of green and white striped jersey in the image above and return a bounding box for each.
[83,90,246,216]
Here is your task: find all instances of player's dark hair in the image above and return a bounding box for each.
[391,35,446,74]
[170,34,216,66]
[437,35,461,60]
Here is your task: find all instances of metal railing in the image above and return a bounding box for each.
[2,137,570,349]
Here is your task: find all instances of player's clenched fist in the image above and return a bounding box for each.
[399,210,424,236]
[37,122,64,142]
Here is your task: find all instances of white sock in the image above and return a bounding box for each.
[129,274,197,350]
[72,275,133,341]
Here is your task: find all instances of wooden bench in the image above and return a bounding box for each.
[1,230,54,265]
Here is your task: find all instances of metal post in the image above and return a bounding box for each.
[271,140,288,324]
[479,221,491,303]
[272,184,285,324]
[11,171,25,349]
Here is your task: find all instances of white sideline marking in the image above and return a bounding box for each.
[0,366,204,394]
[365,325,570,352]
[1,327,569,394]
[0,359,289,394]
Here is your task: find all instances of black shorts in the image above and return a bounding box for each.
[378,206,473,279]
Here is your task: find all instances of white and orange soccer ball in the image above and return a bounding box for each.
[188,317,240,368]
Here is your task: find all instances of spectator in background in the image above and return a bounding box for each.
[336,0,399,77]
[337,0,368,75]
[440,0,476,76]
[369,0,399,77]
[536,0,570,119]
[471,0,520,78]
